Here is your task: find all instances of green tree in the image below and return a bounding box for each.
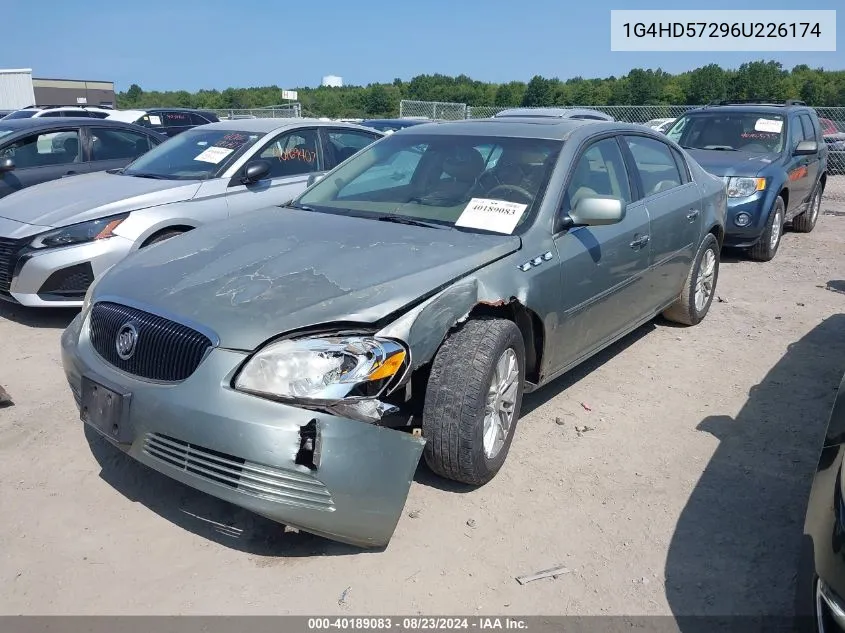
[521,75,555,107]
[685,64,727,104]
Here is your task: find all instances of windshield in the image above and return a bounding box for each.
[122,128,263,180]
[2,110,36,120]
[296,133,563,234]
[667,112,785,153]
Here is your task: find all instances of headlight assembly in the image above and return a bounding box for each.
[234,335,408,403]
[726,177,766,198]
[30,215,128,249]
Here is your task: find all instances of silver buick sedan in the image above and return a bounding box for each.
[0,118,382,306]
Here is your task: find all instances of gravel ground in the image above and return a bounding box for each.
[1,178,845,616]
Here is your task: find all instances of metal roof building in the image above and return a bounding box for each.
[0,69,36,110]
[0,69,115,110]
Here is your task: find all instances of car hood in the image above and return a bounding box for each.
[0,171,202,227]
[93,208,522,351]
[685,148,779,178]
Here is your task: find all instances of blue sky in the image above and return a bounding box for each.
[4,0,842,92]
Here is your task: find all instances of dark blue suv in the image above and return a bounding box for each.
[666,100,828,262]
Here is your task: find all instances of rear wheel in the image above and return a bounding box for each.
[748,196,785,262]
[662,233,720,326]
[422,318,525,486]
[792,183,822,233]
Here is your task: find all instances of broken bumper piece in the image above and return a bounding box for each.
[60,313,426,548]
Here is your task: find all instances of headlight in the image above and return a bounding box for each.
[30,215,127,249]
[234,336,408,403]
[727,177,766,198]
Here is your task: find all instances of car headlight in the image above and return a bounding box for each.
[727,177,766,198]
[30,215,127,249]
[234,336,408,403]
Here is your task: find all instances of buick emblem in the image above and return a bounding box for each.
[115,322,139,361]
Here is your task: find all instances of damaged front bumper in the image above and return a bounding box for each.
[60,313,426,548]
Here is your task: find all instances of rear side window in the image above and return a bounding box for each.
[623,136,683,196]
[190,112,211,125]
[90,127,153,161]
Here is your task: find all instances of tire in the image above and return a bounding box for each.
[142,229,185,247]
[792,182,822,233]
[662,232,720,326]
[748,195,785,262]
[422,317,526,486]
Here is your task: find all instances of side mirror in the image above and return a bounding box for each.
[0,157,15,173]
[241,160,271,184]
[568,196,626,227]
[794,140,818,156]
[307,173,325,187]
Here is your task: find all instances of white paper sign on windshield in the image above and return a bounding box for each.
[755,118,783,133]
[148,115,162,125]
[455,198,528,234]
[194,146,234,164]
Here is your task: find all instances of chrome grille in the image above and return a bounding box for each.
[143,433,334,511]
[89,302,212,382]
[0,237,26,295]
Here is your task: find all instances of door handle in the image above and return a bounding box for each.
[630,235,650,249]
[687,209,700,221]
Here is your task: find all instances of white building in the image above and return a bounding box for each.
[0,69,36,110]
[322,75,343,88]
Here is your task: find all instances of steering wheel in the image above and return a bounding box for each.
[486,184,534,205]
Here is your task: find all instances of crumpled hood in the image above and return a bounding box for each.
[93,208,522,350]
[0,171,201,227]
[685,149,779,178]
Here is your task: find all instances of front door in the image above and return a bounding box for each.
[225,127,324,216]
[551,135,652,372]
[0,127,90,198]
[785,115,813,217]
[85,126,156,174]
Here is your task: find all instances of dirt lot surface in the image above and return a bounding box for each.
[2,179,845,617]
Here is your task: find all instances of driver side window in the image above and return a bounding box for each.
[562,137,631,216]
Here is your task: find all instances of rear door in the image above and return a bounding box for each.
[0,127,90,198]
[621,134,701,305]
[550,135,651,371]
[85,126,158,173]
[225,127,324,215]
[799,113,822,197]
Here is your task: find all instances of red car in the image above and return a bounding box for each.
[819,117,838,135]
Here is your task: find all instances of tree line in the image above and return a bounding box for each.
[117,60,845,118]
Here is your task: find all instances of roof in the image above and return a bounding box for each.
[199,118,380,134]
[390,117,637,140]
[494,107,614,120]
[361,118,429,125]
[691,102,814,115]
[0,68,32,74]
[0,117,163,134]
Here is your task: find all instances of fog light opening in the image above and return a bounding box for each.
[295,419,321,470]
[734,212,752,227]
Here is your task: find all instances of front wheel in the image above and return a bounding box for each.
[422,318,526,486]
[792,183,822,233]
[662,232,720,326]
[748,196,785,262]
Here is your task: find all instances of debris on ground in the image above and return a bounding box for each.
[580,402,592,412]
[717,296,727,303]
[516,565,572,585]
[555,416,566,426]
[407,509,421,519]
[797,302,805,307]
[338,586,351,606]
[575,425,594,437]
[0,385,13,408]
[466,519,476,528]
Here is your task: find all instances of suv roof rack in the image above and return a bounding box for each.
[27,104,114,110]
[705,99,807,107]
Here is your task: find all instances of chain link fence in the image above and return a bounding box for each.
[399,100,845,129]
[211,103,303,120]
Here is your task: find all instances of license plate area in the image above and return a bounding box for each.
[80,375,132,444]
